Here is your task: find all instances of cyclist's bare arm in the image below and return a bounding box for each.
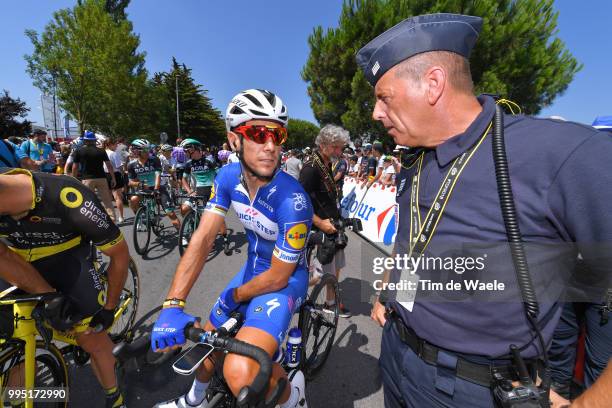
[71,162,79,178]
[0,242,55,293]
[154,172,161,190]
[128,178,141,188]
[181,177,192,194]
[166,211,225,300]
[234,258,295,303]
[99,239,130,309]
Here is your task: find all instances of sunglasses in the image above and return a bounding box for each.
[233,125,287,146]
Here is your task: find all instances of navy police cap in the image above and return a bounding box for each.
[356,13,483,86]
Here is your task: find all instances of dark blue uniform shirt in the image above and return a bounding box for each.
[390,95,612,358]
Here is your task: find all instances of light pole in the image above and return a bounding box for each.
[52,73,58,141]
[175,74,181,140]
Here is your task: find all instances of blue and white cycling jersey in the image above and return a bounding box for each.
[205,162,313,278]
[205,163,313,343]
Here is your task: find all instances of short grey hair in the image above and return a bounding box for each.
[315,124,350,147]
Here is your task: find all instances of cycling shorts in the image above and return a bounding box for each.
[0,244,104,337]
[175,165,185,181]
[209,264,308,345]
[184,186,212,211]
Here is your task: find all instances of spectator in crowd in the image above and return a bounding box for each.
[0,135,37,169]
[19,130,56,172]
[332,148,349,199]
[171,139,187,184]
[104,139,126,223]
[380,155,396,186]
[354,147,363,170]
[72,131,117,222]
[58,143,71,173]
[347,155,359,177]
[284,148,303,180]
[359,143,378,185]
[370,141,385,185]
[300,124,352,318]
[217,143,232,166]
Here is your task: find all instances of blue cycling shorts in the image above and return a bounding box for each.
[209,264,308,345]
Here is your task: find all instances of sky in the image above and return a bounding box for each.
[1,0,610,132]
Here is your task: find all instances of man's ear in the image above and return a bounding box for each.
[227,131,240,152]
[425,65,446,106]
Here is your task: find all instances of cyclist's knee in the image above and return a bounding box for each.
[180,204,192,216]
[223,354,261,396]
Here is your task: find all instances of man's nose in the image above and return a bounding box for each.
[372,100,386,121]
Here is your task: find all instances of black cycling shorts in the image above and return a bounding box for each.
[106,172,125,190]
[0,244,104,337]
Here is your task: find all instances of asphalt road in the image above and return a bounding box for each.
[68,208,386,408]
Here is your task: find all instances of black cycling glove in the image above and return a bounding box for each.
[89,308,115,333]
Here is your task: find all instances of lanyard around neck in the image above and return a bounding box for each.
[408,121,492,257]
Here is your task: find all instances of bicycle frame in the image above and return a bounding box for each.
[0,288,135,407]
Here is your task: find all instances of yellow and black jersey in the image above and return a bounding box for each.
[0,168,123,262]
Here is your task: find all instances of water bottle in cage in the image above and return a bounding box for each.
[284,327,302,368]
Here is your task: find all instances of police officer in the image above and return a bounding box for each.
[356,13,612,407]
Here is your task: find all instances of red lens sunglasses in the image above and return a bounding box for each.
[232,125,287,146]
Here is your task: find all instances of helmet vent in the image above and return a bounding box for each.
[244,93,263,108]
[231,106,245,115]
[249,109,269,117]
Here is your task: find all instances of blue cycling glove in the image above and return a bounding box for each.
[218,287,239,315]
[151,307,197,351]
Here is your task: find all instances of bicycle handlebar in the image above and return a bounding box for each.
[185,325,272,407]
[112,333,151,364]
[135,190,158,197]
[176,194,207,200]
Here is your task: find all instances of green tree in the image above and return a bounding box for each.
[302,0,581,140]
[286,118,320,149]
[0,90,32,137]
[149,58,225,145]
[103,0,130,21]
[25,0,148,137]
[78,0,130,21]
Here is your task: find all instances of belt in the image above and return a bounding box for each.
[389,314,532,388]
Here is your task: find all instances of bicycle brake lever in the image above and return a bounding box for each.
[263,377,286,408]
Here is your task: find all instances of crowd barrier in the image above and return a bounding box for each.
[340,177,398,255]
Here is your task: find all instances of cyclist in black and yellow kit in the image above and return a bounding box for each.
[0,167,129,408]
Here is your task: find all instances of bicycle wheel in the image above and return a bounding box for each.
[178,211,197,256]
[132,206,150,255]
[151,203,163,237]
[96,257,140,342]
[0,341,69,408]
[299,273,339,379]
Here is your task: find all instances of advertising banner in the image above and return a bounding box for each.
[341,177,398,255]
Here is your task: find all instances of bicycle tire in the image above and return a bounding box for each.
[102,258,140,342]
[299,273,339,379]
[0,340,69,408]
[151,202,163,237]
[178,211,197,256]
[133,206,150,255]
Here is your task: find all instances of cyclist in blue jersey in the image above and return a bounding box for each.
[153,89,312,408]
[127,139,181,232]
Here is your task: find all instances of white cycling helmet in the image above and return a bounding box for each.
[225,89,288,131]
